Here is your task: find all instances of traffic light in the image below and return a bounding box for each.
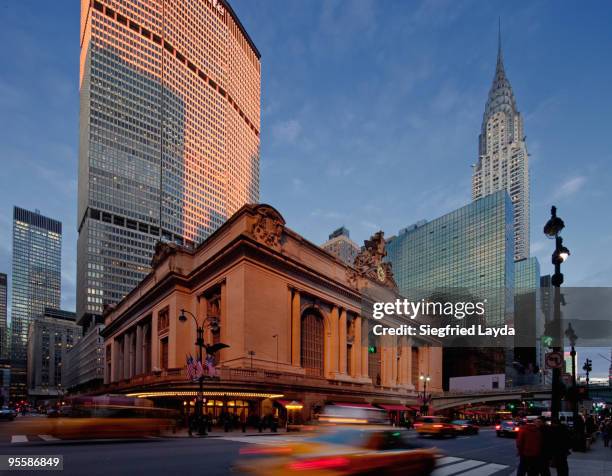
[583,358,592,373]
[542,335,553,348]
[507,403,516,411]
[528,402,535,408]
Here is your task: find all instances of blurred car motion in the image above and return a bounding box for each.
[495,420,520,437]
[450,419,479,435]
[0,406,17,421]
[234,405,437,475]
[414,416,456,438]
[45,395,177,439]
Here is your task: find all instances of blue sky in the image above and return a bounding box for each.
[0,0,611,376]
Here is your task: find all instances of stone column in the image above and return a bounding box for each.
[399,337,410,385]
[326,306,339,377]
[338,308,347,375]
[352,315,362,377]
[406,340,413,386]
[142,322,151,373]
[220,282,227,363]
[123,334,130,379]
[361,319,369,378]
[391,338,398,386]
[135,324,143,375]
[291,289,301,366]
[112,339,120,382]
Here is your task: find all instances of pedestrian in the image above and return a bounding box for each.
[516,419,543,476]
[547,418,571,476]
[601,420,612,448]
[240,410,247,433]
[187,412,194,437]
[207,412,213,433]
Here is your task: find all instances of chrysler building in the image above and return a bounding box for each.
[472,28,530,261]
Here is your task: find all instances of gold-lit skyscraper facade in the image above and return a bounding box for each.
[77,0,260,323]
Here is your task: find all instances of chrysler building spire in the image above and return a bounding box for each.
[472,25,530,261]
[497,17,502,64]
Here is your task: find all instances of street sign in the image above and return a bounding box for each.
[545,351,564,369]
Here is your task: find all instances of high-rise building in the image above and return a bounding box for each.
[513,257,540,385]
[11,207,62,402]
[77,0,261,325]
[321,227,360,266]
[386,192,515,389]
[63,322,104,393]
[471,28,530,261]
[0,273,7,360]
[386,191,515,327]
[608,348,612,387]
[27,308,81,403]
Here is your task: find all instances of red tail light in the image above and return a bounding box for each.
[289,457,350,471]
[433,424,444,428]
[495,425,501,430]
[513,426,520,432]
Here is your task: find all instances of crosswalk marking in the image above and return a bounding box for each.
[39,435,59,442]
[436,456,463,466]
[11,435,28,443]
[459,463,509,476]
[432,459,486,476]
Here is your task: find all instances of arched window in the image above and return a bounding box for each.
[301,310,324,377]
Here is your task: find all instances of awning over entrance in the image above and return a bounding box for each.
[332,402,376,409]
[378,404,408,411]
[277,399,303,410]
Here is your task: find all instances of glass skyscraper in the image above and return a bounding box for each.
[11,207,62,402]
[0,273,7,360]
[514,257,540,292]
[386,190,515,326]
[77,0,261,325]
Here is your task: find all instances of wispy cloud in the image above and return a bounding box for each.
[272,119,301,144]
[553,176,586,200]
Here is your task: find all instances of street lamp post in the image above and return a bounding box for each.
[419,375,430,415]
[179,308,228,436]
[583,358,592,396]
[543,206,570,422]
[565,323,578,423]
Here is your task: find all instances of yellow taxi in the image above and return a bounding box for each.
[414,416,457,438]
[233,426,437,475]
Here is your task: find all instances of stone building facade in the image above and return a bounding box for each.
[101,204,442,422]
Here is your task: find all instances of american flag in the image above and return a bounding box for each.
[205,355,217,377]
[195,357,205,379]
[185,355,196,381]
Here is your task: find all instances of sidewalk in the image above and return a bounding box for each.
[568,438,612,475]
[166,427,292,438]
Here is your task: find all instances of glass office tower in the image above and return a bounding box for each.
[0,273,9,360]
[0,273,7,360]
[10,207,62,402]
[513,257,541,385]
[77,0,261,325]
[386,190,515,327]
